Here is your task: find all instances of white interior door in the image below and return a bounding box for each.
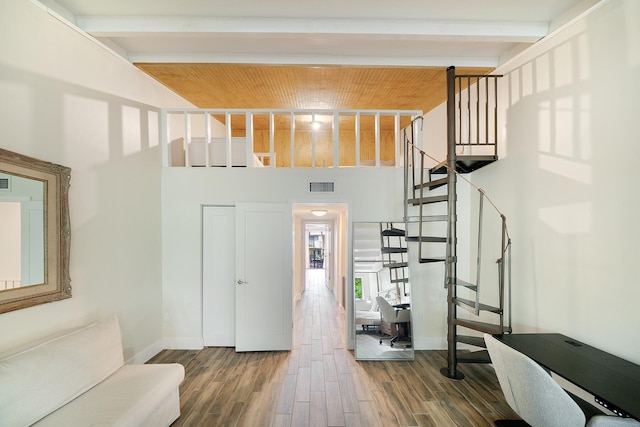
[202,206,235,346]
[235,203,292,351]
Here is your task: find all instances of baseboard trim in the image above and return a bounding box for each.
[128,339,165,364]
[162,337,204,351]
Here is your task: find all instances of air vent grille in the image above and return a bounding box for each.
[0,177,9,191]
[309,182,335,193]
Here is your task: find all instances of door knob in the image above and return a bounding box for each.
[237,279,248,285]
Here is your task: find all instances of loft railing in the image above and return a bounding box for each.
[0,280,21,290]
[453,74,502,157]
[160,108,423,168]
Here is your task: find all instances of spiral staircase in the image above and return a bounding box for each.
[404,66,512,379]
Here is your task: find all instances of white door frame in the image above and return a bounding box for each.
[304,221,332,289]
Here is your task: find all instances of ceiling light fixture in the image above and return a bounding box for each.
[311,209,327,217]
[311,121,321,130]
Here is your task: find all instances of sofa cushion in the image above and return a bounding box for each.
[32,363,185,427]
[0,315,124,427]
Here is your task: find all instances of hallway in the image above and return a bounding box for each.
[149,268,519,426]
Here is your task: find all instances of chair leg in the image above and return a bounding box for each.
[379,329,393,346]
[390,332,399,346]
[391,322,411,347]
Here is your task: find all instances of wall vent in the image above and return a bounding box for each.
[309,182,335,193]
[0,177,9,191]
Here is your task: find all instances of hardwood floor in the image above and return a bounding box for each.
[148,269,521,426]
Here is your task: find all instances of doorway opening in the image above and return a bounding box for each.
[306,223,329,289]
[293,203,349,344]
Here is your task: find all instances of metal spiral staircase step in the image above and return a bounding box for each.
[419,256,446,263]
[430,155,498,174]
[429,160,448,175]
[457,349,491,364]
[414,177,448,191]
[405,236,446,243]
[381,227,406,237]
[454,297,503,314]
[448,278,477,291]
[457,335,486,348]
[455,319,509,335]
[385,262,408,268]
[381,247,407,254]
[408,194,448,206]
[405,215,448,223]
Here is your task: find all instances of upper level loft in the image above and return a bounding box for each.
[161,71,502,171]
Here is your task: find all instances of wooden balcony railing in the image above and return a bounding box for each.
[0,280,21,291]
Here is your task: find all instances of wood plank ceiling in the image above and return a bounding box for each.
[136,64,494,130]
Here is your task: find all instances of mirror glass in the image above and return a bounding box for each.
[0,173,45,287]
[354,221,413,360]
[0,149,71,314]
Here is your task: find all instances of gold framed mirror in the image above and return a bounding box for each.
[0,148,71,313]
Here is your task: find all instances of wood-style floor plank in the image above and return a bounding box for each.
[325,381,346,426]
[149,268,522,426]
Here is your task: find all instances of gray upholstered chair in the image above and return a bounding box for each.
[484,334,640,427]
[376,296,411,346]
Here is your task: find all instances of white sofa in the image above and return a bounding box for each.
[0,315,185,427]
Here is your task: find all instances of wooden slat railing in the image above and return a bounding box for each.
[0,280,21,290]
[160,108,423,168]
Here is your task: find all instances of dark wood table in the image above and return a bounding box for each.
[494,333,640,421]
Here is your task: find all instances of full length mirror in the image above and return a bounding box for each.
[354,221,413,360]
[0,148,71,313]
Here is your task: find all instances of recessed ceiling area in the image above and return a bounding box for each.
[39,0,599,112]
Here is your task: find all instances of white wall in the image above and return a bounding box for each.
[161,166,452,350]
[0,0,192,361]
[451,0,640,364]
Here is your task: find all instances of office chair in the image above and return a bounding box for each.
[484,334,640,427]
[376,296,411,347]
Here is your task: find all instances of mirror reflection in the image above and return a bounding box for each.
[0,173,45,290]
[354,221,413,360]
